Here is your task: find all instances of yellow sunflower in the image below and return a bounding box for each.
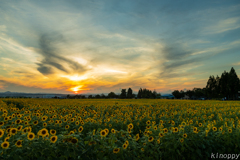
[128,123,133,129]
[135,134,140,141]
[146,120,150,125]
[33,120,38,125]
[113,148,120,153]
[173,127,178,133]
[27,132,35,141]
[71,138,78,144]
[50,136,58,143]
[1,141,9,149]
[111,129,116,134]
[183,133,187,138]
[212,127,217,132]
[123,143,128,149]
[4,137,10,142]
[127,128,131,133]
[163,128,168,133]
[100,130,107,137]
[15,140,23,147]
[10,128,18,135]
[159,133,164,137]
[105,129,109,135]
[27,127,32,133]
[43,122,47,127]
[50,129,56,135]
[180,138,184,143]
[148,136,154,142]
[15,119,21,124]
[78,126,83,132]
[65,125,70,130]
[0,129,4,138]
[193,127,198,133]
[0,121,4,127]
[41,116,48,121]
[39,128,48,137]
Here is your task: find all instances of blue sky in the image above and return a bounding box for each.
[0,0,239,94]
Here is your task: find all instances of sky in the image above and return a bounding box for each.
[0,0,240,94]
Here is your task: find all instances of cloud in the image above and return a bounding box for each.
[36,32,88,76]
[233,62,240,66]
[0,25,7,32]
[204,17,240,34]
[151,39,208,79]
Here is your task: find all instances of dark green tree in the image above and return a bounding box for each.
[120,89,127,99]
[152,90,157,99]
[186,90,194,99]
[219,71,229,99]
[172,90,183,99]
[95,94,101,98]
[137,88,143,98]
[127,88,133,99]
[228,67,240,99]
[180,90,185,98]
[206,75,216,99]
[193,88,205,98]
[108,92,116,98]
[157,93,161,98]
[215,75,221,98]
[100,93,106,98]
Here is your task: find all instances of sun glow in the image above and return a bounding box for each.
[104,69,127,74]
[70,85,83,93]
[61,74,88,81]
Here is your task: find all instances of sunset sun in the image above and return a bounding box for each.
[69,85,83,94]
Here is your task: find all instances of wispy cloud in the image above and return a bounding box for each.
[204,17,240,34]
[233,62,240,66]
[36,32,89,76]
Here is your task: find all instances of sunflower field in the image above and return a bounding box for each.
[0,98,240,160]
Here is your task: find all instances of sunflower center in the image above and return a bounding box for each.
[72,139,77,143]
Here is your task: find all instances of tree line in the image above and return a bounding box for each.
[172,67,240,100]
[67,88,161,99]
